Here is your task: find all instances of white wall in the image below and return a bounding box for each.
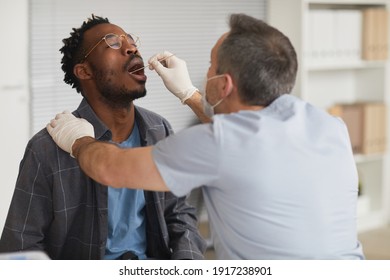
[0,0,29,234]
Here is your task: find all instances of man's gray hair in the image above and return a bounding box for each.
[217,13,298,106]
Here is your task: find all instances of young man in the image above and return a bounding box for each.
[47,14,364,260]
[0,15,206,260]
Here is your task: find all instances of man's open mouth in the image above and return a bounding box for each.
[128,63,145,75]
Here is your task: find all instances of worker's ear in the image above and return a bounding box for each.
[222,73,234,97]
[73,63,92,80]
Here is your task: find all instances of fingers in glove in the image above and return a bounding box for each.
[149,59,165,74]
[46,123,53,134]
[55,111,75,122]
[148,51,175,70]
[49,119,57,127]
[148,51,174,65]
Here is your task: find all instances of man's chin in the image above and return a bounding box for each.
[131,90,147,100]
[101,90,147,109]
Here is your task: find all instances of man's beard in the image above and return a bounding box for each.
[94,69,146,110]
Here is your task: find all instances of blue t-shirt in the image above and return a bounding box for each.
[104,123,147,259]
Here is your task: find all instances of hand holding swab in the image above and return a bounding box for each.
[146,51,197,104]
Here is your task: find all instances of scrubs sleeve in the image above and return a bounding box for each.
[152,123,219,197]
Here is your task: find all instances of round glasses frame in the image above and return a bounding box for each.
[82,33,140,62]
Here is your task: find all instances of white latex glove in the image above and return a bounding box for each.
[46,111,95,157]
[148,51,198,103]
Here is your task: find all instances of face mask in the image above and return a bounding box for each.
[202,74,226,118]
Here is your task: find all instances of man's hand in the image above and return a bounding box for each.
[148,51,198,103]
[46,111,95,157]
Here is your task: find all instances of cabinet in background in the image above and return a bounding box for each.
[267,0,390,232]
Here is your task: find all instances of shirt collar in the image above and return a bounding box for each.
[73,98,148,145]
[74,98,110,141]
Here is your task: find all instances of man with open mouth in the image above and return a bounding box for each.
[0,14,206,260]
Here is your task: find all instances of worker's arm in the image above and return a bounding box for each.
[183,91,211,124]
[46,112,169,191]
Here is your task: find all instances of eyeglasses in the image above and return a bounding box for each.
[82,33,140,61]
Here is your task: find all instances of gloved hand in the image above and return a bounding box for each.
[46,111,95,157]
[148,51,198,103]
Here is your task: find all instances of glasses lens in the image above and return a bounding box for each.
[104,34,121,49]
[126,33,140,48]
[103,33,140,50]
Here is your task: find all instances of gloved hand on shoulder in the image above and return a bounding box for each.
[148,51,198,104]
[46,111,95,157]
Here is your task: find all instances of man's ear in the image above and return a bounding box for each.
[222,73,234,97]
[73,63,92,80]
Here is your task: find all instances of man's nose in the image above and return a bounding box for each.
[122,40,138,56]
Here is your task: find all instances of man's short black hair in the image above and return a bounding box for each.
[60,14,109,94]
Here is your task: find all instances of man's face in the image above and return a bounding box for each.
[82,23,146,108]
